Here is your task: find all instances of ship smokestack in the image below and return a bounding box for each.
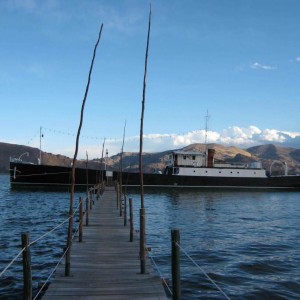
[207,148,215,168]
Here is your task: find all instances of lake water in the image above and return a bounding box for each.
[1,174,300,299]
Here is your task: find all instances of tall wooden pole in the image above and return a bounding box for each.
[101,138,106,187]
[139,4,151,274]
[65,24,103,276]
[119,121,126,216]
[86,151,89,198]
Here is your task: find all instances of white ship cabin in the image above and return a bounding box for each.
[167,151,206,167]
[165,149,267,178]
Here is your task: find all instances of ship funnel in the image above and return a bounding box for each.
[207,149,215,168]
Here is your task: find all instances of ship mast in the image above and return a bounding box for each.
[204,110,210,145]
[39,126,43,165]
[204,110,210,167]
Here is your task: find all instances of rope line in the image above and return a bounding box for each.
[32,244,70,300]
[176,242,231,300]
[29,201,80,247]
[0,247,26,278]
[14,171,72,178]
[146,248,173,296]
[29,217,71,247]
[43,126,204,143]
[33,201,83,299]
[0,201,81,277]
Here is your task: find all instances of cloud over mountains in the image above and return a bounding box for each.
[97,126,300,157]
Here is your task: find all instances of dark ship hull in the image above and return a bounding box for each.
[10,162,300,190]
[10,161,106,190]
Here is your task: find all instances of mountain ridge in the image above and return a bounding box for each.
[1,141,300,175]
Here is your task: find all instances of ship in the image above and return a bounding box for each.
[9,148,300,190]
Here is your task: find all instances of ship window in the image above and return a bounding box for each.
[205,171,208,173]
[193,170,195,173]
[183,155,186,160]
[254,172,256,174]
[219,171,221,173]
[237,172,240,174]
[230,171,233,174]
[192,156,196,160]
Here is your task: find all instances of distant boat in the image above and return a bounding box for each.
[9,157,107,190]
[9,148,300,190]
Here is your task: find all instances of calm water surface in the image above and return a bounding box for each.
[1,174,300,299]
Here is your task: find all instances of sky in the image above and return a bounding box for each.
[1,0,300,159]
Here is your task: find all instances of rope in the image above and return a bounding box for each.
[29,201,80,247]
[176,242,231,300]
[14,171,72,178]
[33,200,83,299]
[0,247,26,278]
[146,248,172,296]
[29,217,70,247]
[0,201,81,277]
[32,244,70,300]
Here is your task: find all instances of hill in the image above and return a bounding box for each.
[1,142,300,175]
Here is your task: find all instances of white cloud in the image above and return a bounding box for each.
[295,57,300,62]
[44,126,300,158]
[260,129,286,142]
[250,62,276,70]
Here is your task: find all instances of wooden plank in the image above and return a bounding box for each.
[43,187,168,299]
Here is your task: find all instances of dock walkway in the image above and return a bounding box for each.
[43,187,168,299]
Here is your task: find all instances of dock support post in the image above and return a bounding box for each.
[85,197,89,226]
[140,208,146,274]
[22,233,32,300]
[116,183,119,209]
[129,198,133,242]
[90,191,93,210]
[171,229,181,300]
[79,197,83,242]
[124,194,127,226]
[119,184,122,217]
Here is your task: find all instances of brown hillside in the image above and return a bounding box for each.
[1,142,300,175]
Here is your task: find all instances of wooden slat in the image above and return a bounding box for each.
[43,187,168,299]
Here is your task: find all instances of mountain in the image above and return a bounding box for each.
[0,142,98,173]
[1,142,300,175]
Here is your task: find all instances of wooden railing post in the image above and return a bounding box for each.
[129,198,133,242]
[119,184,122,217]
[21,233,32,300]
[90,191,93,210]
[171,229,181,300]
[85,197,89,226]
[123,194,127,226]
[140,208,146,274]
[116,183,119,208]
[79,197,83,242]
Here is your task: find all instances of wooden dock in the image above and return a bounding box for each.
[43,187,168,299]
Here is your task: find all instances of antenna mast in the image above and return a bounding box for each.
[39,126,43,165]
[204,110,210,145]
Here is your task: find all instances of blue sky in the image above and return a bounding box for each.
[1,0,300,158]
